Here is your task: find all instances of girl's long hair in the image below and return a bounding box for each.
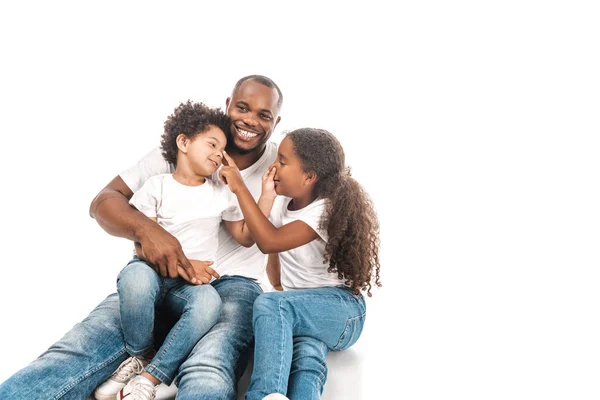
[287,128,381,295]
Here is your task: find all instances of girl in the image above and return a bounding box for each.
[220,128,381,400]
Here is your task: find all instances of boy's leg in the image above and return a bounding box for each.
[0,293,129,400]
[144,280,222,385]
[175,276,263,400]
[246,287,366,400]
[286,336,329,400]
[117,259,164,357]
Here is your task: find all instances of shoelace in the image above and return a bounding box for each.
[128,379,156,400]
[112,357,145,381]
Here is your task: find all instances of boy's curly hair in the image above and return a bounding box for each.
[161,101,231,166]
[287,128,381,296]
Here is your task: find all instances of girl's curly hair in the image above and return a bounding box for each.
[287,128,381,296]
[161,101,231,166]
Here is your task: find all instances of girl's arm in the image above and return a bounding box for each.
[220,153,319,254]
[223,194,276,247]
[266,253,283,291]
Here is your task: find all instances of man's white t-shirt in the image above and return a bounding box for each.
[129,174,242,266]
[269,196,343,290]
[120,142,278,283]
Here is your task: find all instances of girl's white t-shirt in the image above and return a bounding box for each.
[120,142,278,282]
[269,196,343,290]
[130,174,242,265]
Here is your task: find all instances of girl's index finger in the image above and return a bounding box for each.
[222,151,236,167]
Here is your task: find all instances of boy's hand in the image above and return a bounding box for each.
[219,151,246,194]
[189,260,220,284]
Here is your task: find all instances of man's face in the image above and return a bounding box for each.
[225,80,281,154]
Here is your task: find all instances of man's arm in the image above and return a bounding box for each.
[89,176,216,283]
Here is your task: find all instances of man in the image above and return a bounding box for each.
[0,75,329,400]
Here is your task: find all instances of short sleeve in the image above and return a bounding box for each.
[297,200,328,242]
[222,191,243,222]
[120,147,173,193]
[129,177,161,218]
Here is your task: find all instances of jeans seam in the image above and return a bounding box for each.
[332,312,366,350]
[145,364,172,385]
[316,341,328,395]
[52,347,128,399]
[276,297,286,394]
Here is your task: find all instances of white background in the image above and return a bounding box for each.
[0,1,599,399]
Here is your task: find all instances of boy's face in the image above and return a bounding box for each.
[225,80,281,154]
[185,125,227,176]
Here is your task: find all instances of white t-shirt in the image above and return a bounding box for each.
[269,196,343,290]
[120,142,278,282]
[129,174,242,266]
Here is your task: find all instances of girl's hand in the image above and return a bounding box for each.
[219,151,245,194]
[261,166,277,200]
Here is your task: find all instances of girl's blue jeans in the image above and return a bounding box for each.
[245,286,367,400]
[117,258,222,384]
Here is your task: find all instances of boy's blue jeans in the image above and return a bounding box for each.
[246,286,367,400]
[117,258,222,384]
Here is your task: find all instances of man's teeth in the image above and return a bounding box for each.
[238,128,258,139]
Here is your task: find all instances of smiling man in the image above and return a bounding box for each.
[0,75,309,400]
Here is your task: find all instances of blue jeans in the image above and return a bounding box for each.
[118,258,222,384]
[246,286,367,400]
[0,275,263,400]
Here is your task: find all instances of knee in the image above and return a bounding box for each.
[185,286,222,325]
[117,262,159,297]
[252,292,282,321]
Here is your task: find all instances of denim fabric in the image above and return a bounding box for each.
[245,286,366,400]
[117,258,222,384]
[0,275,263,400]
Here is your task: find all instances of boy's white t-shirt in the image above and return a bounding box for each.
[269,196,343,290]
[129,174,242,265]
[120,142,277,282]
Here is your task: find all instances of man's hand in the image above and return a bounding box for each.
[219,151,246,194]
[134,223,199,283]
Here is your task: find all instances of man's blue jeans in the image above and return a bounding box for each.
[117,258,222,384]
[0,275,264,400]
[246,286,367,400]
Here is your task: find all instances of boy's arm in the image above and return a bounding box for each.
[266,253,283,291]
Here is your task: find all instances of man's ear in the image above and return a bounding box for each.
[274,115,281,128]
[225,97,231,111]
[176,134,188,153]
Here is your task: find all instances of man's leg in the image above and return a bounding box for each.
[0,293,129,400]
[174,276,262,400]
[286,336,329,400]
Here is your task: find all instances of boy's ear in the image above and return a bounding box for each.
[176,134,188,153]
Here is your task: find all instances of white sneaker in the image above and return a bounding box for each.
[262,394,289,400]
[93,356,149,400]
[117,377,157,400]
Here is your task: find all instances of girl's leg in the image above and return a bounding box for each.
[286,336,329,400]
[245,287,366,400]
[116,259,164,357]
[143,280,222,385]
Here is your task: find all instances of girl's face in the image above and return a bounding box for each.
[180,125,227,176]
[270,136,313,197]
